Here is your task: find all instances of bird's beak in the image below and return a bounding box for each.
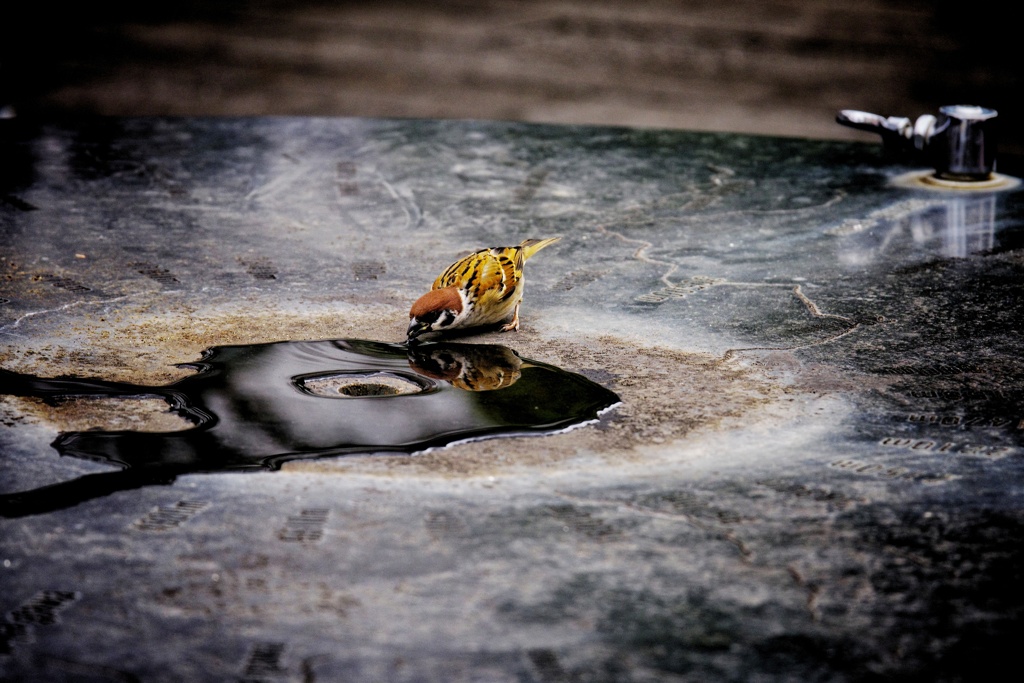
[407,318,430,341]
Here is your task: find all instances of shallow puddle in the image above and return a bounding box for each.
[0,339,619,517]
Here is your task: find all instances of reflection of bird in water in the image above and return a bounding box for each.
[407,344,524,391]
[408,237,560,340]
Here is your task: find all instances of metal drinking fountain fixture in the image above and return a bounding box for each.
[837,105,998,181]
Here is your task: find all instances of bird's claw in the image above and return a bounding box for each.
[499,303,521,332]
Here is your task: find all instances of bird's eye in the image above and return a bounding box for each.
[418,311,441,325]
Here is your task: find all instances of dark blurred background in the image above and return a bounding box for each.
[2,0,1020,155]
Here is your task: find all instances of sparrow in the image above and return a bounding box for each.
[407,237,560,340]
[407,343,524,391]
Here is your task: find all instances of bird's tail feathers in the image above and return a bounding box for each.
[519,237,561,260]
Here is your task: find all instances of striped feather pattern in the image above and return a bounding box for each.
[431,238,559,326]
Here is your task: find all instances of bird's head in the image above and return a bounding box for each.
[408,287,464,340]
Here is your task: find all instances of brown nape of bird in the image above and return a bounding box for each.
[407,237,560,340]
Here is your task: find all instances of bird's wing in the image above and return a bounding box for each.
[433,250,482,290]
[433,247,519,301]
[477,247,521,303]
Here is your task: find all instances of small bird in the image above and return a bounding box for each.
[408,237,560,340]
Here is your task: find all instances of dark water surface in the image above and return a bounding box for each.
[0,339,619,517]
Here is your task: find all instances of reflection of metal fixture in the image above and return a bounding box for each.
[837,105,998,181]
[834,193,997,266]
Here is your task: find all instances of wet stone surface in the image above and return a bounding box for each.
[1,117,1024,681]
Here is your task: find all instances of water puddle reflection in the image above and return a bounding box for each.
[0,339,619,517]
